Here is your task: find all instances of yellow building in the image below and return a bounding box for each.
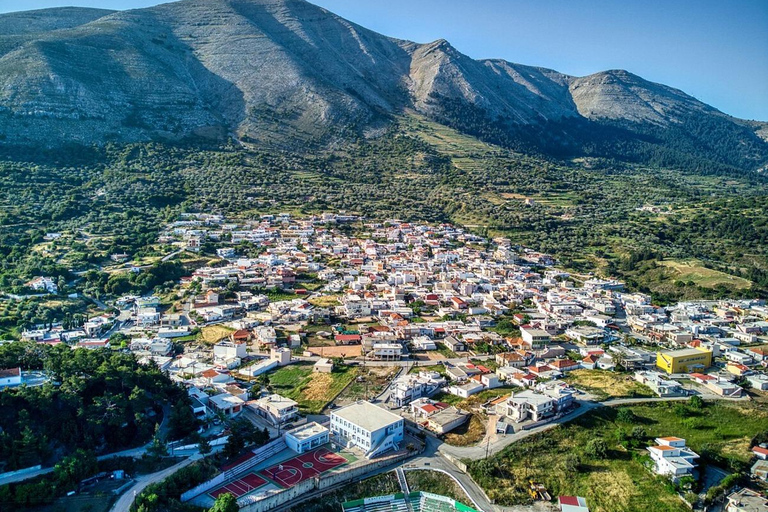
[656,348,712,374]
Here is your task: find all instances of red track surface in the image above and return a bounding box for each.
[209,472,267,499]
[260,448,347,488]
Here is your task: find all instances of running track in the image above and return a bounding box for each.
[259,448,348,488]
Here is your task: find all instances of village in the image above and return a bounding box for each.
[6,212,768,512]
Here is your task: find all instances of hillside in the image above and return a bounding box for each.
[0,0,765,172]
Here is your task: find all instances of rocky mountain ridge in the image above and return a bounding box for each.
[0,0,765,172]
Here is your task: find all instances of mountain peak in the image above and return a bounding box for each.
[0,0,764,171]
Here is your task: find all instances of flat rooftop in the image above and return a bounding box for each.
[286,421,328,441]
[332,401,402,432]
[660,348,710,357]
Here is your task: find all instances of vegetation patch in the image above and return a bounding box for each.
[267,363,358,413]
[404,470,472,506]
[468,400,768,511]
[443,413,486,447]
[565,370,656,401]
[198,325,235,345]
[657,260,752,289]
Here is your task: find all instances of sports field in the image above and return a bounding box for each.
[260,447,350,488]
[209,472,267,499]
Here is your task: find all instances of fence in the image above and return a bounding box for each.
[181,438,287,502]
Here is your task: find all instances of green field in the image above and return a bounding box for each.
[657,260,752,289]
[404,470,472,506]
[565,370,656,401]
[468,400,768,511]
[267,363,358,413]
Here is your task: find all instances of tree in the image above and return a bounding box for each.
[198,436,212,455]
[689,395,704,410]
[53,449,97,490]
[585,438,608,459]
[631,426,646,441]
[146,424,168,460]
[223,428,245,460]
[168,398,198,440]
[616,408,635,423]
[209,493,239,512]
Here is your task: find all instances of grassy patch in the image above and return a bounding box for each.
[198,325,234,345]
[435,343,458,358]
[657,260,752,290]
[267,363,359,413]
[308,294,342,307]
[337,367,398,402]
[266,289,300,302]
[468,401,768,511]
[444,413,486,447]
[565,370,656,401]
[405,470,472,506]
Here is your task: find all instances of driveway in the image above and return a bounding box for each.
[110,453,202,512]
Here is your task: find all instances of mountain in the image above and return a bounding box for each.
[0,0,766,173]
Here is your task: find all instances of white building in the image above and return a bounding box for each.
[647,437,699,480]
[250,394,299,426]
[370,343,403,360]
[505,390,555,422]
[270,347,292,366]
[284,422,329,454]
[255,326,277,346]
[330,401,404,458]
[520,326,551,347]
[313,358,334,373]
[447,380,484,399]
[411,336,437,351]
[208,392,245,417]
[634,371,685,397]
[0,367,22,388]
[27,276,58,294]
[391,371,446,407]
[213,341,247,364]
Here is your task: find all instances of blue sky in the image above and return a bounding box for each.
[2,0,767,120]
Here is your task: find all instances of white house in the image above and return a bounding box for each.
[504,390,555,422]
[313,358,334,373]
[213,341,247,367]
[520,326,551,347]
[250,393,299,426]
[391,371,446,407]
[330,401,404,458]
[411,336,437,351]
[447,380,484,399]
[284,422,329,454]
[27,276,58,294]
[208,392,245,417]
[270,347,292,366]
[647,437,699,480]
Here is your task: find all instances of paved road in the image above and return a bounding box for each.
[110,454,201,512]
